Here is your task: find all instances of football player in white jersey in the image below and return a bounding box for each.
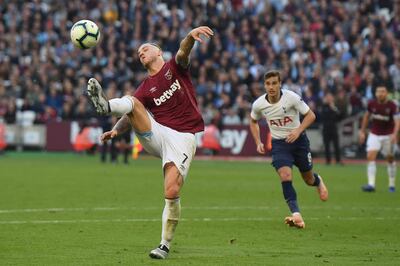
[249,70,329,229]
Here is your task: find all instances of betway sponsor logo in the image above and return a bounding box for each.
[371,114,390,121]
[153,79,181,106]
[219,129,247,154]
[196,129,248,154]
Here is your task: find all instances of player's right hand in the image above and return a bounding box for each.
[189,26,214,43]
[101,130,118,143]
[256,143,265,154]
[358,131,366,144]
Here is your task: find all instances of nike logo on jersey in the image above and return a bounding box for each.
[153,79,182,106]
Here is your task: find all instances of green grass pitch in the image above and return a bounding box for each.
[0,152,399,265]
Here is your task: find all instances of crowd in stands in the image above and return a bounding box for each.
[0,0,399,128]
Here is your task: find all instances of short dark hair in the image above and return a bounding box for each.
[376,84,387,90]
[264,70,281,82]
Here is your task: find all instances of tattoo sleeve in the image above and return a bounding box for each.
[175,35,195,68]
[112,114,132,135]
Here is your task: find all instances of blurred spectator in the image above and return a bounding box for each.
[0,0,399,128]
[61,102,75,121]
[4,100,16,124]
[389,59,400,91]
[36,106,57,124]
[335,88,350,120]
[46,86,63,115]
[222,108,241,126]
[114,130,132,164]
[319,93,342,165]
[349,85,364,115]
[99,116,118,163]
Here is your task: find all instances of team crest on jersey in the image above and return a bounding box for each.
[386,108,390,114]
[282,106,287,113]
[165,69,172,80]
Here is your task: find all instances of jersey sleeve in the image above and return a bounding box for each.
[170,56,190,74]
[291,91,310,115]
[133,84,147,106]
[250,100,262,121]
[392,101,400,119]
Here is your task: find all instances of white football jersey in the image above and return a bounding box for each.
[250,89,310,139]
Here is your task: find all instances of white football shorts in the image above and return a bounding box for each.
[366,133,394,156]
[135,112,197,179]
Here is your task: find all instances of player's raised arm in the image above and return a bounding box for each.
[249,118,265,154]
[175,26,214,68]
[359,111,370,144]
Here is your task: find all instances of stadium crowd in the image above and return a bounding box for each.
[0,0,399,128]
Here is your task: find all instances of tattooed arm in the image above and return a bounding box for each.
[100,115,132,143]
[175,26,214,68]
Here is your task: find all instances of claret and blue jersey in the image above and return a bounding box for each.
[134,57,204,134]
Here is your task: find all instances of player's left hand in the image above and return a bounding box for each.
[189,26,214,43]
[256,143,266,154]
[100,130,118,143]
[286,128,302,143]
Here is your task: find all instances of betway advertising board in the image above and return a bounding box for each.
[36,122,270,156]
[195,125,269,156]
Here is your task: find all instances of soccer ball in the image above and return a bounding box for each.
[70,20,100,49]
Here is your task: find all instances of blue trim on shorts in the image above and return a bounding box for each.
[136,131,153,138]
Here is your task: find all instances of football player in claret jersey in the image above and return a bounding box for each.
[87,26,213,259]
[359,85,400,192]
[249,70,328,229]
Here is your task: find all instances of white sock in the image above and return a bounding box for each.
[160,198,181,249]
[109,96,134,116]
[367,161,376,187]
[387,162,396,187]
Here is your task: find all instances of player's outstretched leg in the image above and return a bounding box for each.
[301,171,329,201]
[87,78,111,114]
[87,78,152,134]
[314,174,328,201]
[87,78,134,116]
